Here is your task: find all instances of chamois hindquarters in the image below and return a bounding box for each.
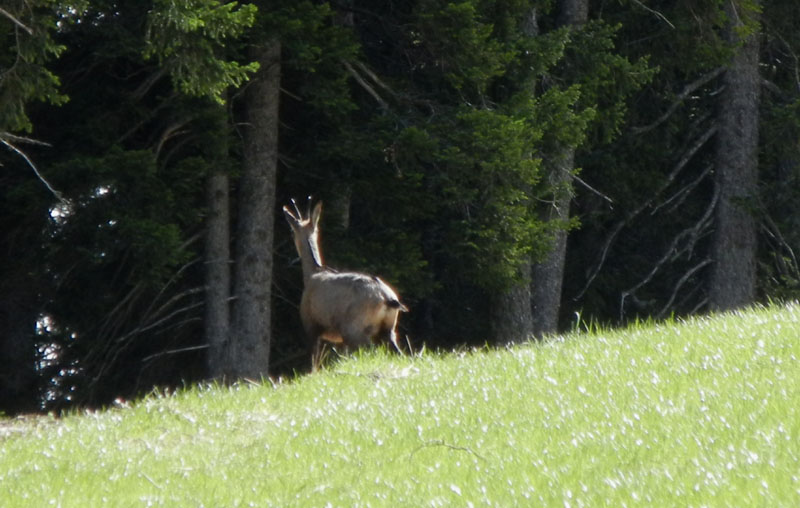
[302,271,406,351]
[368,275,407,351]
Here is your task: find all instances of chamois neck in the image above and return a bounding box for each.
[299,233,324,284]
[300,255,323,284]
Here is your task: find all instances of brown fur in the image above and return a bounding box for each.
[283,200,407,366]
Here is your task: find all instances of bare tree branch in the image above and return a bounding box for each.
[90,300,204,389]
[123,299,204,338]
[141,343,209,364]
[1,134,65,202]
[768,27,800,94]
[573,220,623,301]
[573,173,613,205]
[354,61,398,98]
[630,0,675,29]
[155,120,192,160]
[0,7,34,35]
[619,179,718,319]
[131,67,168,101]
[761,211,800,280]
[343,60,389,110]
[650,164,712,216]
[1,132,51,147]
[86,249,205,391]
[689,296,708,316]
[633,68,724,135]
[576,123,718,300]
[657,259,713,318]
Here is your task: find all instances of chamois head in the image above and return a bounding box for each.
[283,198,324,282]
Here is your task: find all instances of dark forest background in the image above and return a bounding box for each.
[2,0,798,414]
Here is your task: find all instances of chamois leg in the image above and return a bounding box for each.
[311,337,325,372]
[371,311,404,353]
[304,322,326,371]
[337,321,371,350]
[373,325,403,353]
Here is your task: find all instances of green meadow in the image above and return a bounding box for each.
[2,304,799,507]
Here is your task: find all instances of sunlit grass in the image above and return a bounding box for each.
[2,303,799,506]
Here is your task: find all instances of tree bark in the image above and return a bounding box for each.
[532,149,574,336]
[205,170,231,379]
[529,0,588,338]
[556,0,588,27]
[230,40,281,379]
[708,1,761,311]
[0,299,38,415]
[490,263,533,344]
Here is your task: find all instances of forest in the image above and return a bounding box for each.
[2,0,798,414]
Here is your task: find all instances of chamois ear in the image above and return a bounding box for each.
[311,201,323,229]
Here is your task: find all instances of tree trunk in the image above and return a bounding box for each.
[532,149,573,336]
[529,0,588,338]
[708,1,761,311]
[0,297,38,415]
[230,40,281,379]
[556,0,588,27]
[205,170,231,379]
[490,263,533,344]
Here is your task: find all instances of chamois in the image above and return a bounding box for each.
[283,199,407,367]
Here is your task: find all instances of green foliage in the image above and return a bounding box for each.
[274,1,659,344]
[5,0,800,411]
[727,0,763,41]
[38,144,208,407]
[144,0,259,102]
[0,1,81,132]
[20,0,238,406]
[428,107,545,288]
[416,0,515,97]
[559,21,655,144]
[532,84,594,149]
[2,303,800,506]
[322,3,574,285]
[274,1,359,116]
[50,147,199,285]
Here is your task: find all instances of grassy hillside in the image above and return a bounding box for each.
[2,304,799,507]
